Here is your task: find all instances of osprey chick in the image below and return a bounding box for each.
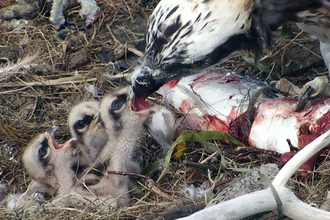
[74,87,157,207]
[68,101,107,167]
[22,126,77,198]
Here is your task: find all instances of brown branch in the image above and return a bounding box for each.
[183,160,218,172]
[107,171,177,203]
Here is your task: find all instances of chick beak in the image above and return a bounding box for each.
[46,126,76,151]
[46,126,61,150]
[47,126,60,136]
[60,138,77,151]
[95,112,102,124]
[93,111,105,127]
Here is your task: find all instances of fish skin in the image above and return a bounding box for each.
[157,67,330,179]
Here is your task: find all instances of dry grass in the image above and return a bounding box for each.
[0,0,330,219]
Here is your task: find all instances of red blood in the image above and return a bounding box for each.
[298,111,330,148]
[166,79,181,88]
[178,115,208,131]
[178,114,228,132]
[190,72,237,88]
[164,72,330,179]
[202,114,228,132]
[190,74,216,87]
[279,151,321,179]
[228,113,250,145]
[276,99,330,179]
[179,99,192,112]
[279,152,296,168]
[222,75,241,84]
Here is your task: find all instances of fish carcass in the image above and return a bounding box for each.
[157,67,330,177]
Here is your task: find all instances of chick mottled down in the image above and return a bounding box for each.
[11,127,77,210]
[74,87,157,207]
[22,127,77,197]
[18,88,158,208]
[68,101,107,168]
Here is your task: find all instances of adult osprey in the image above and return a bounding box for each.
[131,0,330,108]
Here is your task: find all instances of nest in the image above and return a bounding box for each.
[0,0,329,219]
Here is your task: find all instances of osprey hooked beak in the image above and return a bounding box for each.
[131,63,198,99]
[131,65,168,112]
[131,62,201,113]
[131,66,166,98]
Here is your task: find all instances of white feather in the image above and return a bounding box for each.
[6,192,43,212]
[148,106,178,154]
[50,0,99,28]
[77,0,100,26]
[0,53,39,80]
[49,0,67,28]
[181,183,212,201]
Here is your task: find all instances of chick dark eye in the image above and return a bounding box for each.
[111,99,125,111]
[74,115,93,130]
[38,139,49,158]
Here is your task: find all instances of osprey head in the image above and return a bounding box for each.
[131,66,159,99]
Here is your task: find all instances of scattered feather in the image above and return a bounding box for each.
[147,106,178,155]
[6,192,43,212]
[0,51,39,81]
[85,85,102,98]
[181,183,213,201]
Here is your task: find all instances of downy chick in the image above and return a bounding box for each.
[68,101,107,169]
[75,87,156,207]
[21,127,77,202]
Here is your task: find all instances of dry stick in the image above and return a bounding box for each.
[1,75,97,88]
[234,145,281,156]
[103,72,129,80]
[127,47,144,57]
[0,51,40,80]
[0,87,29,94]
[37,30,55,68]
[178,129,330,220]
[107,171,177,203]
[183,160,218,172]
[260,31,303,61]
